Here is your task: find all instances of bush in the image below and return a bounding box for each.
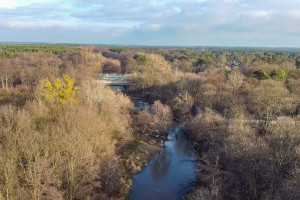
[152,100,173,135]
[130,54,176,90]
[0,86,33,106]
[101,59,122,74]
[248,80,295,128]
[172,91,194,116]
[184,108,227,151]
[134,54,147,65]
[42,75,77,104]
[129,108,155,138]
[270,69,286,81]
[253,70,271,80]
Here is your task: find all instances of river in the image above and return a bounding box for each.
[129,121,197,200]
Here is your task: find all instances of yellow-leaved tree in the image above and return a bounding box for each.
[42,75,77,104]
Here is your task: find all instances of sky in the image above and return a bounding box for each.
[0,0,300,47]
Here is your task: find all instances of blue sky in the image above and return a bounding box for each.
[0,0,300,47]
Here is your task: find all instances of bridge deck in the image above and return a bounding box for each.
[96,73,132,86]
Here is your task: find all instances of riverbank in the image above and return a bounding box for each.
[116,133,163,198]
[114,95,168,199]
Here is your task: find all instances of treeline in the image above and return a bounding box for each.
[0,44,80,59]
[95,46,300,74]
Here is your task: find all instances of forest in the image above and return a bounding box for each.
[0,44,300,200]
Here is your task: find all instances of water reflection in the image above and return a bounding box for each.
[109,86,125,91]
[150,148,171,179]
[133,100,151,112]
[173,130,194,158]
[130,125,196,200]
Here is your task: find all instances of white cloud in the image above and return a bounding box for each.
[0,0,300,46]
[249,10,271,19]
[1,20,74,30]
[141,23,163,31]
[0,0,60,8]
[173,6,182,13]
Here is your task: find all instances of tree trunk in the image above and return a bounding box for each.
[5,75,8,88]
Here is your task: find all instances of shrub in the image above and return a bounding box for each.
[130,54,176,90]
[152,100,173,135]
[0,86,33,106]
[248,80,295,128]
[270,69,286,81]
[184,108,227,151]
[224,69,232,78]
[172,91,194,116]
[42,75,77,104]
[129,109,155,138]
[134,54,147,65]
[253,70,271,80]
[101,59,122,74]
[227,70,244,95]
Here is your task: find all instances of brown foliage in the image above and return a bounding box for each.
[152,100,173,135]
[0,86,33,106]
[248,80,296,128]
[0,80,133,199]
[102,59,122,74]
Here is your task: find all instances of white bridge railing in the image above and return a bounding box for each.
[95,73,132,86]
[96,73,132,79]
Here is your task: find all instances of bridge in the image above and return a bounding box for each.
[96,73,132,87]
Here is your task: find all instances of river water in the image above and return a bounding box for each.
[130,124,197,200]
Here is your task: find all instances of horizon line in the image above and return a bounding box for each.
[1,41,300,50]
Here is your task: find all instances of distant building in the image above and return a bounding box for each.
[230,60,241,68]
